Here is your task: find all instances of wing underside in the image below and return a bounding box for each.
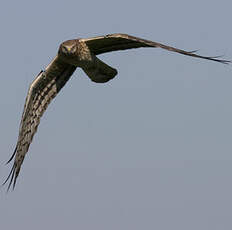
[82,33,230,64]
[4,56,76,190]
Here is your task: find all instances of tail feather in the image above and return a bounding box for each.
[83,57,118,83]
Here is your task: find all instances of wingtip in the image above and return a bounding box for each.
[188,50,231,64]
[5,146,17,165]
[193,51,231,64]
[213,58,231,64]
[2,163,17,192]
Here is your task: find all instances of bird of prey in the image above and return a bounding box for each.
[3,33,230,190]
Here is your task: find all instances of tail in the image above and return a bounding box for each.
[83,57,118,83]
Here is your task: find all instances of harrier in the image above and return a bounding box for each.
[3,33,230,190]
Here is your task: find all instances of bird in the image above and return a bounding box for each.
[3,33,230,191]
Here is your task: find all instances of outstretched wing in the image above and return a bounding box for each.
[82,33,230,64]
[3,56,76,190]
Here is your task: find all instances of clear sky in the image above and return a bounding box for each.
[1,0,232,229]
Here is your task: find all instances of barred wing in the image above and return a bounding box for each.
[4,56,76,190]
[82,33,230,64]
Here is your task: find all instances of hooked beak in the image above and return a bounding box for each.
[66,46,72,52]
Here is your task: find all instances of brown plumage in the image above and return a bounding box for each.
[3,33,230,191]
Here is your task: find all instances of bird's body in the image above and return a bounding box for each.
[3,33,230,190]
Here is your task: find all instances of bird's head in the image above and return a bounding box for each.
[58,40,77,57]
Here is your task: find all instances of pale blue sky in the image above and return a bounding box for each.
[1,0,232,229]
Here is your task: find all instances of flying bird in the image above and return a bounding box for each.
[3,33,230,190]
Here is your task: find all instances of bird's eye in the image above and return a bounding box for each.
[70,46,76,53]
[62,46,68,53]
